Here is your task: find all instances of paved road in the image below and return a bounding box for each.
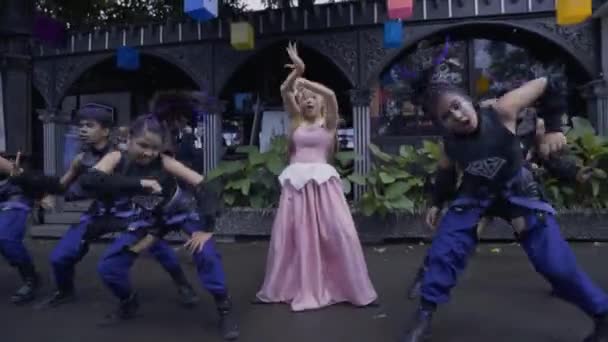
[1,239,607,342]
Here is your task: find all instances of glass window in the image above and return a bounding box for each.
[472,39,568,101]
[374,36,572,138]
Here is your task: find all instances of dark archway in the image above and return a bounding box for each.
[371,22,592,142]
[219,40,354,149]
[371,21,595,84]
[64,54,199,122]
[53,55,199,175]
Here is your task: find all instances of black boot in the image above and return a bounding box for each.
[11,263,39,305]
[215,295,239,340]
[98,292,140,326]
[407,266,426,300]
[35,288,77,309]
[398,306,434,342]
[584,315,608,342]
[170,270,200,307]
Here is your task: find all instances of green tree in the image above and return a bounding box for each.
[35,0,250,29]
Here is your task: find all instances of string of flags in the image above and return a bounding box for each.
[555,0,591,26]
[36,0,596,70]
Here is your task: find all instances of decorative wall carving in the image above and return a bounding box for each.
[302,32,357,86]
[535,21,593,54]
[146,44,213,90]
[360,29,389,86]
[32,62,53,108]
[350,88,371,107]
[213,42,259,94]
[54,53,113,105]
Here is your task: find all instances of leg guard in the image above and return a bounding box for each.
[97,232,139,300]
[519,212,608,317]
[419,205,483,305]
[49,221,90,292]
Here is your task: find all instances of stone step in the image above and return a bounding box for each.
[61,200,92,212]
[42,211,83,224]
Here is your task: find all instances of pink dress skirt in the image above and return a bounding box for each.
[255,162,378,311]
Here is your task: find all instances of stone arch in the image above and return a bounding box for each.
[367,19,595,85]
[53,50,204,106]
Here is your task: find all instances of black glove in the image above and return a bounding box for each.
[80,169,144,197]
[536,75,567,133]
[431,166,457,208]
[9,171,65,198]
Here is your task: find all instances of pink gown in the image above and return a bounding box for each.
[255,124,378,311]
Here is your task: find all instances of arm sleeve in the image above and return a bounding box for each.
[536,75,567,133]
[9,171,65,196]
[430,166,458,208]
[79,169,144,197]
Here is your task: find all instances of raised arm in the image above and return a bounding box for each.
[60,153,84,187]
[161,154,203,186]
[297,78,339,131]
[494,78,548,130]
[281,42,305,118]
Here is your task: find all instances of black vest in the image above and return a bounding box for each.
[444,108,523,191]
[116,153,178,201]
[78,143,113,175]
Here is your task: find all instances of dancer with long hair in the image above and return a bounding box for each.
[398,75,608,341]
[254,42,377,311]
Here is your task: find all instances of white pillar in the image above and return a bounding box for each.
[350,88,371,200]
[201,110,223,175]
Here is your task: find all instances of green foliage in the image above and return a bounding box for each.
[355,116,608,217]
[206,117,607,213]
[206,136,288,209]
[332,150,356,195]
[354,141,441,217]
[35,0,250,29]
[541,117,608,209]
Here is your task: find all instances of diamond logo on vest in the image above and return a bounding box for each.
[465,157,506,179]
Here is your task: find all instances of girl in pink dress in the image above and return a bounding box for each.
[255,42,378,312]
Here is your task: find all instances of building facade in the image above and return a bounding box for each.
[2,0,607,189]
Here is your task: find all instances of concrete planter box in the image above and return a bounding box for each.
[216,207,608,243]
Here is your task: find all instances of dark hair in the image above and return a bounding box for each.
[129,114,173,153]
[77,103,114,128]
[150,90,206,128]
[411,67,469,118]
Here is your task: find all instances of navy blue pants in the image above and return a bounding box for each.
[0,208,33,267]
[98,220,227,300]
[420,204,608,317]
[50,217,183,292]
